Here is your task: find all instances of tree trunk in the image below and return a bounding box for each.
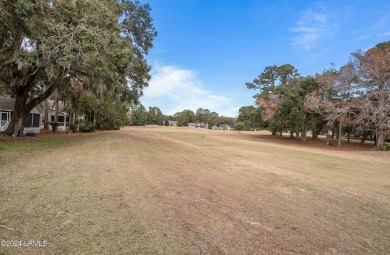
[301,125,307,142]
[326,127,330,146]
[360,133,366,145]
[43,97,49,130]
[347,126,350,143]
[3,68,58,136]
[376,130,384,150]
[54,90,59,123]
[3,94,30,136]
[289,131,294,139]
[69,109,74,124]
[92,110,96,126]
[338,123,342,146]
[312,132,318,140]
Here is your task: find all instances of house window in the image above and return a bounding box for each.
[32,114,40,128]
[24,113,32,127]
[50,116,66,123]
[1,112,8,121]
[23,113,40,128]
[1,112,9,127]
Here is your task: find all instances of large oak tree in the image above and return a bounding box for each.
[0,0,156,135]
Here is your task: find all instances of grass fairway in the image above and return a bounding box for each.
[1,126,389,254]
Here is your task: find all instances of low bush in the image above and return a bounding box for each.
[69,122,78,133]
[98,123,112,131]
[79,121,95,133]
[70,120,95,133]
[382,143,390,151]
[49,122,59,132]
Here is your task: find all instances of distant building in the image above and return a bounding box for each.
[168,120,178,127]
[218,124,233,130]
[188,122,206,128]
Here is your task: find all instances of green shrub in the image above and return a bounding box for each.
[382,143,390,151]
[69,122,78,132]
[235,122,245,132]
[77,120,95,132]
[98,123,110,130]
[74,120,96,133]
[49,122,59,132]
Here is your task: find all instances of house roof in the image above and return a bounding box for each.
[0,96,43,114]
[0,96,14,111]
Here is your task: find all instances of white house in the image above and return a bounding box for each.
[0,96,43,134]
[168,120,178,127]
[188,122,207,128]
[42,100,70,131]
[217,124,233,130]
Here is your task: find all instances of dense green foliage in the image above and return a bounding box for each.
[236,106,261,130]
[147,106,164,125]
[174,110,195,126]
[77,120,96,132]
[128,103,147,126]
[234,122,245,132]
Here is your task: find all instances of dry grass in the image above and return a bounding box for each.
[0,126,389,254]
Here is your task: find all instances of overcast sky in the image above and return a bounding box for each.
[141,0,390,117]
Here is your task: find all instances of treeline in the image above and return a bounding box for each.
[129,106,235,128]
[245,42,390,150]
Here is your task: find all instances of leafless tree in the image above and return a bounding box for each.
[352,43,390,150]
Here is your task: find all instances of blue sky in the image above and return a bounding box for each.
[141,0,390,117]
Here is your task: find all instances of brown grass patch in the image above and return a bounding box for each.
[0,126,389,254]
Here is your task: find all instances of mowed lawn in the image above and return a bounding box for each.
[0,127,389,255]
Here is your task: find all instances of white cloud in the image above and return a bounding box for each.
[142,64,238,116]
[355,13,390,42]
[291,6,337,50]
